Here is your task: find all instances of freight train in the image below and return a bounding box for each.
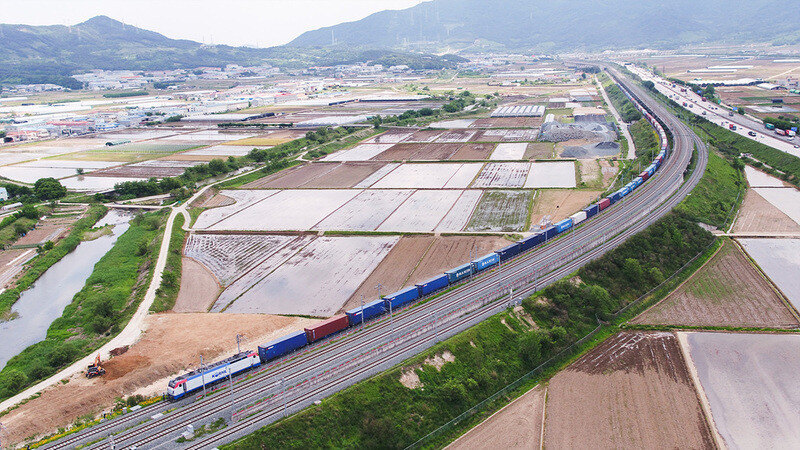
[166,90,669,401]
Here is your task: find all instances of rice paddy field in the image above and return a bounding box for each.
[466,190,533,232]
[681,332,800,449]
[219,236,398,316]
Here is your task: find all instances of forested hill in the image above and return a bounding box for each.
[289,0,800,51]
[0,16,462,88]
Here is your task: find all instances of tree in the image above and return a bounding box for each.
[1,369,28,394]
[18,204,39,219]
[0,130,5,138]
[518,331,544,367]
[76,167,84,175]
[33,177,67,200]
[643,80,655,90]
[208,158,228,175]
[622,258,644,284]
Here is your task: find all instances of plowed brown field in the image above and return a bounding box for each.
[633,240,798,328]
[448,385,545,450]
[733,189,800,233]
[544,332,715,449]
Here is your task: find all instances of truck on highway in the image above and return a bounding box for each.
[682,102,688,107]
[729,124,737,130]
[788,130,796,138]
[776,129,787,136]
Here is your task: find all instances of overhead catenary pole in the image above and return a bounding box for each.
[228,365,235,415]
[200,355,206,398]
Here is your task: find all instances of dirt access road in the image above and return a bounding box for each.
[2,313,317,445]
[0,163,264,414]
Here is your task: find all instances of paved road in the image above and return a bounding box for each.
[596,75,636,159]
[43,65,708,450]
[627,66,800,159]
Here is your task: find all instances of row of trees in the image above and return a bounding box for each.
[605,84,642,122]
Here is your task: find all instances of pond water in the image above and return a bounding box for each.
[0,210,131,369]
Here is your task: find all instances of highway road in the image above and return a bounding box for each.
[42,65,708,450]
[627,65,800,159]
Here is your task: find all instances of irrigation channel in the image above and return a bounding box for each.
[44,66,708,449]
[0,210,131,370]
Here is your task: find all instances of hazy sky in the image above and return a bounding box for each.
[1,0,428,47]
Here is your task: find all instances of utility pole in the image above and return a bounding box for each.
[200,355,206,398]
[235,334,243,354]
[360,295,365,326]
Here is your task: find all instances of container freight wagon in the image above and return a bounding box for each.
[383,286,420,310]
[570,211,587,226]
[639,170,650,182]
[599,198,612,210]
[471,253,500,272]
[519,232,544,252]
[346,299,386,326]
[496,243,521,262]
[416,273,449,296]
[305,314,349,343]
[446,263,473,284]
[259,330,307,363]
[609,191,622,204]
[167,351,260,400]
[544,225,558,240]
[555,218,573,233]
[583,203,600,218]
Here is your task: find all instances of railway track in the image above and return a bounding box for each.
[44,65,707,450]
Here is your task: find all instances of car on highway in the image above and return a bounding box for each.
[748,131,757,137]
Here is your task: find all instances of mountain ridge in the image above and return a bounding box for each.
[288,0,800,51]
[0,16,462,88]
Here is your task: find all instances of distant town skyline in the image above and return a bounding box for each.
[1,0,429,47]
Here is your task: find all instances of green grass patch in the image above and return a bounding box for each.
[0,210,166,402]
[151,214,186,312]
[676,150,744,229]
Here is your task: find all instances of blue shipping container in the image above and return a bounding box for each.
[583,204,599,218]
[620,186,631,197]
[632,177,643,188]
[383,286,420,310]
[555,218,573,233]
[416,273,449,296]
[544,225,558,240]
[496,243,521,262]
[258,330,307,362]
[446,263,473,284]
[609,192,621,204]
[519,232,544,252]
[472,253,500,272]
[346,299,386,326]
[646,164,657,176]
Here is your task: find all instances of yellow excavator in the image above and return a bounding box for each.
[86,353,106,378]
